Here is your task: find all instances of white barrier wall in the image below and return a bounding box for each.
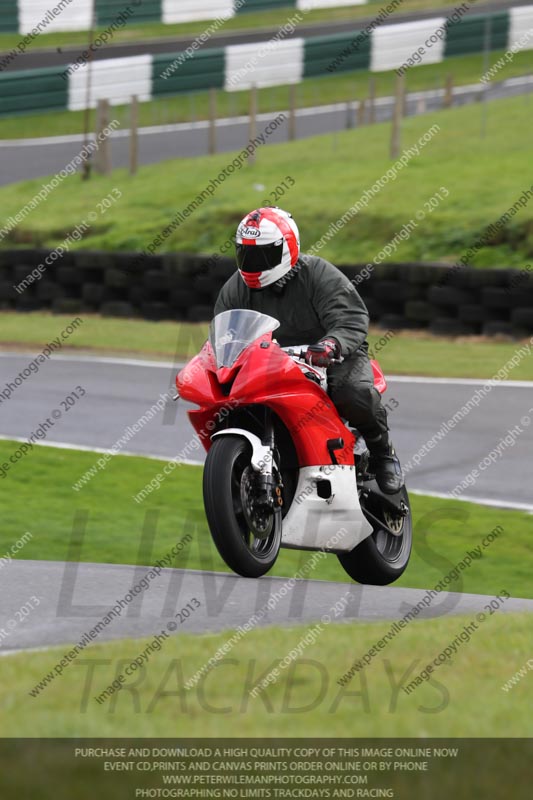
[68,55,153,111]
[162,0,235,25]
[297,0,367,9]
[371,17,447,72]
[509,5,533,50]
[9,4,533,116]
[18,0,93,34]
[9,0,375,35]
[225,37,304,91]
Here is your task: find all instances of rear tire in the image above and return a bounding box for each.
[338,486,412,585]
[203,436,281,578]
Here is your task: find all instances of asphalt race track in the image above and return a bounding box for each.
[2,0,529,73]
[1,351,532,652]
[2,559,533,652]
[1,352,532,508]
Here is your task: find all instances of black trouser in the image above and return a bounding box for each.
[327,347,389,450]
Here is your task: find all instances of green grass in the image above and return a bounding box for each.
[1,612,531,736]
[1,442,530,598]
[1,94,532,266]
[2,312,533,378]
[0,0,465,52]
[1,438,530,737]
[1,47,532,140]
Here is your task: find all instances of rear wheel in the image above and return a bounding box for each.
[203,436,281,578]
[338,485,412,585]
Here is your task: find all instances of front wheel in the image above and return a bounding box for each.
[338,486,412,585]
[203,436,281,578]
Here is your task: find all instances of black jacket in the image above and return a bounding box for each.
[213,254,369,357]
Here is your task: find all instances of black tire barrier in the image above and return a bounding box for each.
[83,283,112,305]
[188,304,214,322]
[143,270,172,292]
[56,266,83,286]
[51,298,83,314]
[404,300,438,322]
[378,314,423,330]
[14,264,36,282]
[511,307,533,328]
[36,281,65,302]
[466,268,516,288]
[0,281,17,300]
[104,268,130,288]
[481,287,515,309]
[100,301,137,317]
[193,274,216,296]
[2,249,533,337]
[482,321,515,337]
[128,285,146,306]
[170,288,198,310]
[457,304,491,324]
[429,317,478,336]
[373,280,411,304]
[427,285,473,307]
[141,302,173,321]
[18,296,43,312]
[509,287,533,306]
[402,262,445,285]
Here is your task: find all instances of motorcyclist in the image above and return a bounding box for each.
[213,206,403,494]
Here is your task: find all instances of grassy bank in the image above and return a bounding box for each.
[1,95,532,266]
[1,612,531,736]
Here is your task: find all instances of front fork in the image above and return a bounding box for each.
[255,408,283,510]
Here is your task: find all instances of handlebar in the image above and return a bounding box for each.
[280,345,344,365]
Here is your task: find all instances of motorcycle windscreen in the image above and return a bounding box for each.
[209,309,280,368]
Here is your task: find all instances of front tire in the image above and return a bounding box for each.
[203,436,281,578]
[338,486,412,585]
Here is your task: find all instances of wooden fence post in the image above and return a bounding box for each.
[390,73,405,159]
[288,84,297,140]
[368,76,376,124]
[248,84,257,165]
[129,95,138,175]
[94,98,111,175]
[444,73,453,108]
[357,98,366,127]
[208,87,217,155]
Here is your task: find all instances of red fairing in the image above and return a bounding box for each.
[176,342,217,406]
[176,334,355,466]
[370,359,387,394]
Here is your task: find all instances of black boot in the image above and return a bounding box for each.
[367,438,404,494]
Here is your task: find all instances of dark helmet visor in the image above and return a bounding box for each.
[236,242,284,273]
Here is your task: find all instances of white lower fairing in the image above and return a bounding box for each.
[281,466,373,552]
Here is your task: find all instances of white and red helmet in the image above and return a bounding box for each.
[235,207,300,289]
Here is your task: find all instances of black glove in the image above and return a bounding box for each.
[305,338,339,367]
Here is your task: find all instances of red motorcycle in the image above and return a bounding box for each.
[176,309,411,585]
